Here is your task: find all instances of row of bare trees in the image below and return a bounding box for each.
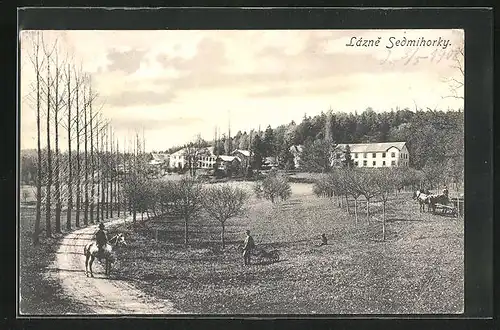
[313,167,423,241]
[122,175,249,249]
[23,31,150,245]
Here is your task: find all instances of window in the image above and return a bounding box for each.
[364,153,367,158]
[382,152,386,158]
[354,161,359,166]
[372,161,376,166]
[382,161,386,166]
[372,153,376,158]
[391,160,396,166]
[363,160,367,166]
[354,153,358,158]
[391,152,395,157]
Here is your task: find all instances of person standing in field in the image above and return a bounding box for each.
[243,230,255,266]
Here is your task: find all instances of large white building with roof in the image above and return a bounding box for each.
[335,142,409,168]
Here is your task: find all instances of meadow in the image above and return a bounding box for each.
[19,206,94,314]
[108,181,464,314]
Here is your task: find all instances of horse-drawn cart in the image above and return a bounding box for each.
[433,203,457,216]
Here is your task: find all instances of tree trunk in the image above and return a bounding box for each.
[366,198,370,222]
[83,88,89,226]
[96,125,100,222]
[66,64,72,231]
[221,222,225,249]
[75,84,81,228]
[45,57,52,238]
[184,214,189,247]
[354,197,358,225]
[106,125,110,219]
[101,129,105,221]
[382,201,386,241]
[34,36,42,245]
[345,194,350,214]
[89,106,95,224]
[54,63,61,234]
[110,131,114,218]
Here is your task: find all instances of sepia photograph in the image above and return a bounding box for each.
[18,27,465,315]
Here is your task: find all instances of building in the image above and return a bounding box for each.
[169,148,187,169]
[335,142,409,168]
[216,155,241,173]
[262,156,278,169]
[168,146,218,170]
[149,152,169,167]
[197,146,218,170]
[231,149,251,168]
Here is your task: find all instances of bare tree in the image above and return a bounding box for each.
[372,168,396,241]
[100,122,107,220]
[42,35,58,238]
[116,137,120,217]
[106,123,110,219]
[73,66,84,228]
[171,177,204,247]
[342,168,363,225]
[183,136,205,177]
[254,169,291,204]
[52,46,67,234]
[110,127,114,218]
[63,63,73,231]
[443,42,464,100]
[203,184,249,249]
[89,79,95,223]
[356,170,378,221]
[25,31,48,244]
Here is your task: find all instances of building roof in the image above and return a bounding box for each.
[337,142,407,153]
[151,153,169,161]
[232,149,250,157]
[149,159,164,165]
[217,155,240,162]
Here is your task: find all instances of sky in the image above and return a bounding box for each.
[19,29,464,152]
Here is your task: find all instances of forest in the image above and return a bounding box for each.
[159,107,463,186]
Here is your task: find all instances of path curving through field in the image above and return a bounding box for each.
[50,216,184,314]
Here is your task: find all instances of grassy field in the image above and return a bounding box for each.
[109,181,464,314]
[18,203,119,314]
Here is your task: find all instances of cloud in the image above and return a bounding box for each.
[156,37,228,73]
[112,116,204,131]
[104,89,176,107]
[105,48,149,75]
[150,32,459,100]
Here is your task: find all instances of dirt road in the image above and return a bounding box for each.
[50,216,184,314]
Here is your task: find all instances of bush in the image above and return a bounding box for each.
[254,169,291,203]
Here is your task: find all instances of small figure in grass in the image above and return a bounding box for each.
[319,233,328,247]
[242,230,255,266]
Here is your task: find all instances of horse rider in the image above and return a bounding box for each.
[95,222,108,261]
[243,230,255,266]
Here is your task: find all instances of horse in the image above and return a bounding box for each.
[427,194,449,213]
[413,190,431,213]
[83,233,127,278]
